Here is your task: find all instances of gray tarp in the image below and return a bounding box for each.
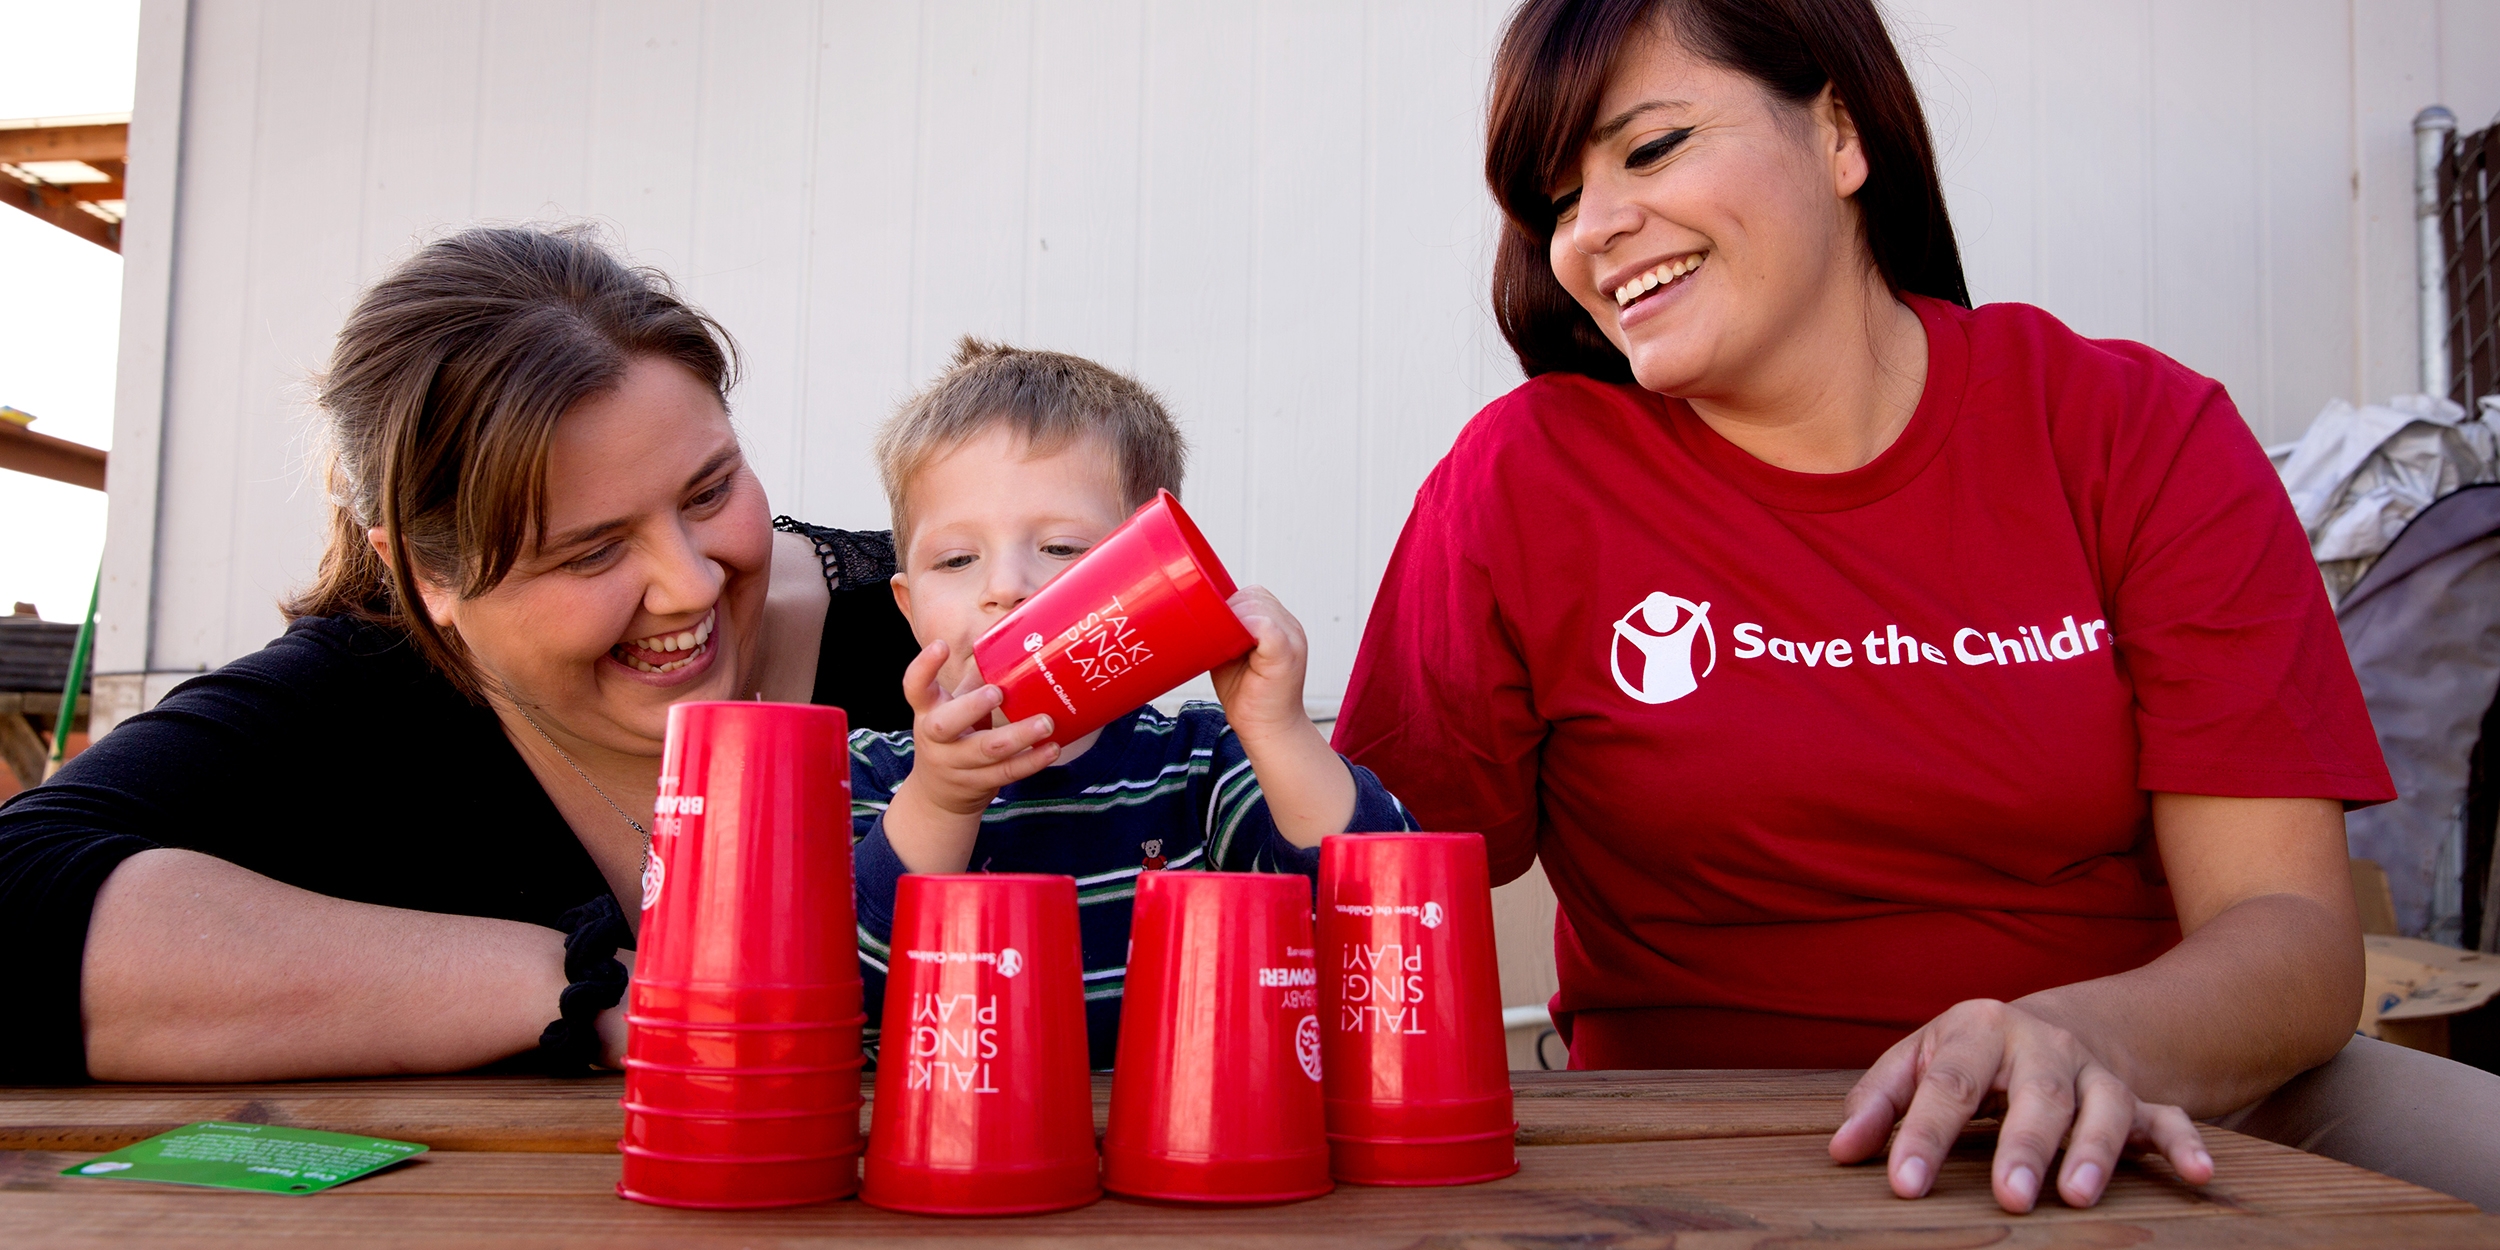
[2337,484,2500,947]
[2271,395,2500,602]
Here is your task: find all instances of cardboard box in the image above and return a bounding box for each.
[2359,935,2500,1062]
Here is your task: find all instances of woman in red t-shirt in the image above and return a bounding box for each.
[1338,0,2497,1215]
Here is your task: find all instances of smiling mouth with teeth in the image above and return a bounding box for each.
[1613,252,1707,310]
[612,607,716,674]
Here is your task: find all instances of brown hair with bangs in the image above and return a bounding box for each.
[284,224,740,701]
[875,337,1189,557]
[1485,0,1969,382]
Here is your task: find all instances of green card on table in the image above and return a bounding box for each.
[64,1121,427,1195]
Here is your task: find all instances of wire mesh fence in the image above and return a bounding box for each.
[2441,121,2499,409]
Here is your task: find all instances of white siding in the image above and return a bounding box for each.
[103,0,2500,720]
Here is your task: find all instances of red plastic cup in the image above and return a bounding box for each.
[625,1017,866,1069]
[1317,833,1518,1186]
[629,982,860,1024]
[618,701,865,1210]
[971,490,1254,746]
[634,701,860,988]
[621,1060,867,1114]
[1104,872,1331,1204]
[623,1106,865,1157]
[618,1147,860,1209]
[860,874,1099,1215]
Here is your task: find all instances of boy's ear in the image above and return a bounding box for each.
[890,571,914,625]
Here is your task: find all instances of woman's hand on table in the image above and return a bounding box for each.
[1827,997,2213,1213]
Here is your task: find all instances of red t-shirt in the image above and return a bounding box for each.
[1332,296,2393,1069]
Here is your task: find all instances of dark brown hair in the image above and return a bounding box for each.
[1485,0,1969,381]
[874,337,1188,553]
[285,224,740,699]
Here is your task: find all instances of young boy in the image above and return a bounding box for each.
[850,338,1415,1067]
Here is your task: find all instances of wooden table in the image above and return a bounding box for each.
[3,1070,2492,1246]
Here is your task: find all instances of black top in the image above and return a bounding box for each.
[0,522,916,1082]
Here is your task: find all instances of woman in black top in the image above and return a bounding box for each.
[0,226,920,1083]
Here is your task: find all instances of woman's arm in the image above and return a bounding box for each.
[1828,794,2359,1212]
[82,848,622,1081]
[1332,478,1546,882]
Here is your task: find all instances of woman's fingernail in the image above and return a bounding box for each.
[2007,1165,2037,1208]
[1895,1156,1928,1197]
[2193,1148,2212,1172]
[2070,1161,2103,1202]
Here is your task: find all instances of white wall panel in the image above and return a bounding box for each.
[109,0,2500,707]
[147,0,267,673]
[2251,0,2360,438]
[793,0,923,528]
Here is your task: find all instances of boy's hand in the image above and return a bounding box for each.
[883,640,1060,873]
[1210,586,1312,748]
[1209,586,1354,849]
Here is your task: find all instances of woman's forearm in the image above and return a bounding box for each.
[81,848,570,1081]
[2013,891,2360,1116]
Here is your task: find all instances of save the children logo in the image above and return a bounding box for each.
[1023,632,1044,653]
[1610,588,2116,701]
[996,947,1023,978]
[1295,1015,1323,1081]
[1611,591,1716,704]
[1420,902,1444,929]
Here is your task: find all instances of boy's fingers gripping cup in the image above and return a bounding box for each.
[618,701,866,1210]
[971,489,1253,747]
[1319,833,1518,1186]
[1104,872,1332,1204]
[861,874,1099,1215]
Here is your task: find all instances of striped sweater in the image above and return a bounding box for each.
[849,701,1416,1068]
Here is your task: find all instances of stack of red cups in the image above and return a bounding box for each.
[618,701,868,1209]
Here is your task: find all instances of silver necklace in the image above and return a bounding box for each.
[513,701,651,872]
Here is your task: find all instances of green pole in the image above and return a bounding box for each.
[47,570,100,777]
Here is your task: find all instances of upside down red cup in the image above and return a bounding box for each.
[1318,833,1518,1186]
[629,982,862,1024]
[861,874,1099,1215]
[970,489,1254,747]
[1104,872,1331,1204]
[633,701,860,988]
[618,700,866,1210]
[622,1059,867,1113]
[625,1017,867,1068]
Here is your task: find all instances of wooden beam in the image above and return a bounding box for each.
[68,176,125,202]
[0,423,108,491]
[0,177,118,252]
[0,122,128,165]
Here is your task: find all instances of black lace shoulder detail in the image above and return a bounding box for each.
[773,517,898,592]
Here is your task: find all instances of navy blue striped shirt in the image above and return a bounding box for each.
[850,702,1416,1068]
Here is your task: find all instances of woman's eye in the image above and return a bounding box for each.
[1550,187,1582,224]
[564,543,621,573]
[1626,128,1691,169]
[687,478,733,510]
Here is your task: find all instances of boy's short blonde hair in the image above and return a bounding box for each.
[875,337,1188,551]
